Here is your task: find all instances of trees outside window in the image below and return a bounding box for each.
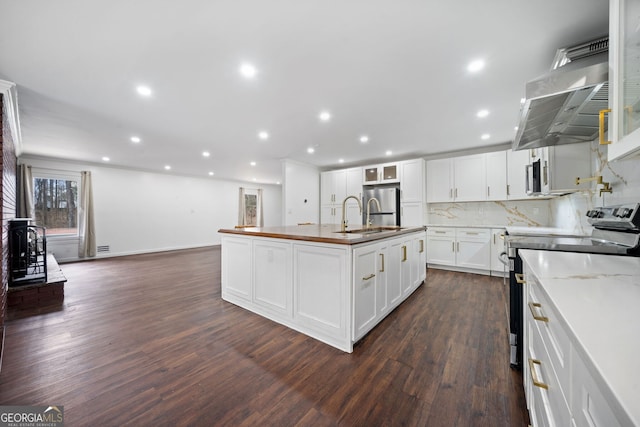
[33,177,79,235]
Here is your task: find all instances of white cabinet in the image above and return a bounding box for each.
[426,227,490,273]
[426,154,490,203]
[221,236,252,301]
[352,231,426,341]
[426,158,453,202]
[400,159,426,226]
[454,154,487,202]
[608,0,640,161]
[507,149,531,200]
[538,143,592,195]
[321,168,362,226]
[363,162,399,185]
[253,240,292,316]
[521,255,634,427]
[490,228,506,277]
[485,151,507,201]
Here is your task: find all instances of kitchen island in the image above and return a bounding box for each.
[218,224,427,352]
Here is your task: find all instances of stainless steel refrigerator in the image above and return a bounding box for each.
[362,186,401,227]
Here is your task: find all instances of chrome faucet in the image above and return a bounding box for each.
[366,197,382,227]
[341,195,362,233]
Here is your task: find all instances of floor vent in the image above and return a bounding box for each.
[97,245,110,253]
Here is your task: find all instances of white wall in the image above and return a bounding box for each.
[282,159,319,225]
[21,156,282,261]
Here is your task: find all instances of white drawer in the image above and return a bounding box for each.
[427,227,455,237]
[456,228,490,239]
[527,319,571,427]
[527,276,571,393]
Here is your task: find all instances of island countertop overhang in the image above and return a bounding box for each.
[218,224,427,245]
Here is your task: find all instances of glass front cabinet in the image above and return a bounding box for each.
[608,0,640,160]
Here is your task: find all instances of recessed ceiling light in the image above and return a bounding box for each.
[319,111,331,122]
[202,151,210,157]
[252,178,257,182]
[276,181,281,185]
[307,147,315,154]
[136,85,152,97]
[467,59,485,73]
[385,150,393,156]
[338,158,345,163]
[514,126,519,131]
[250,161,256,166]
[102,157,110,162]
[239,63,257,79]
[258,131,269,140]
[477,109,489,118]
[208,171,214,176]
[130,136,141,143]
[360,135,369,143]
[164,165,171,170]
[481,133,491,140]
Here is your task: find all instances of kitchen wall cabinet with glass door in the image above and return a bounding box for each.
[608,0,640,161]
[363,162,400,185]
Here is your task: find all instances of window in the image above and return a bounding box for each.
[244,194,257,226]
[33,172,80,236]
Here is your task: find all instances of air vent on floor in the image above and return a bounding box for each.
[97,245,110,253]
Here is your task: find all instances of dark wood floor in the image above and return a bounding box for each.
[0,246,529,426]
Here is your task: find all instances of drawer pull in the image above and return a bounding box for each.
[515,273,526,284]
[402,245,407,262]
[379,253,385,272]
[362,273,375,281]
[528,302,549,322]
[528,358,549,390]
[434,230,446,234]
[419,240,424,253]
[465,232,479,235]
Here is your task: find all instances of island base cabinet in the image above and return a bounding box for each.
[253,240,292,317]
[221,237,252,301]
[353,245,379,340]
[294,244,349,344]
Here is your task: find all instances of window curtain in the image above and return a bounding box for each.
[78,171,96,258]
[238,187,246,225]
[16,164,34,219]
[256,188,264,227]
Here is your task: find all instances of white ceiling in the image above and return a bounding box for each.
[0,0,609,184]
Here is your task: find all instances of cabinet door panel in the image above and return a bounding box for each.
[454,154,486,201]
[426,158,453,202]
[221,237,252,300]
[456,239,490,270]
[386,240,403,307]
[426,236,455,266]
[254,241,291,315]
[507,149,530,199]
[353,246,378,340]
[486,151,507,201]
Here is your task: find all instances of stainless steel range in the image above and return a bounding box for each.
[505,203,640,369]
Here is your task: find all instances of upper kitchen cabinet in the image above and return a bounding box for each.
[535,143,592,195]
[608,0,640,161]
[485,151,507,201]
[426,154,487,202]
[507,149,531,200]
[363,162,399,185]
[399,159,426,226]
[321,168,362,225]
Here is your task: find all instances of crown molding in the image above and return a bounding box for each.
[0,79,23,155]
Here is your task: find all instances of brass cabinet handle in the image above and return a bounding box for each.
[515,273,526,284]
[402,245,407,262]
[528,302,549,322]
[465,232,479,235]
[528,359,549,390]
[454,188,458,198]
[451,241,455,252]
[419,240,424,253]
[487,186,490,198]
[507,184,511,196]
[449,188,453,199]
[599,108,612,145]
[362,273,375,281]
[379,253,385,272]
[499,233,505,240]
[456,241,460,252]
[435,230,446,234]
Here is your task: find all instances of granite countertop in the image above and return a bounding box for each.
[519,249,640,426]
[218,224,426,245]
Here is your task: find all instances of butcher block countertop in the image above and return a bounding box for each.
[218,224,426,245]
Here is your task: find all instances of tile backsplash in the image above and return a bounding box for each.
[426,199,550,227]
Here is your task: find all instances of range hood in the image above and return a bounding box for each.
[513,36,609,151]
